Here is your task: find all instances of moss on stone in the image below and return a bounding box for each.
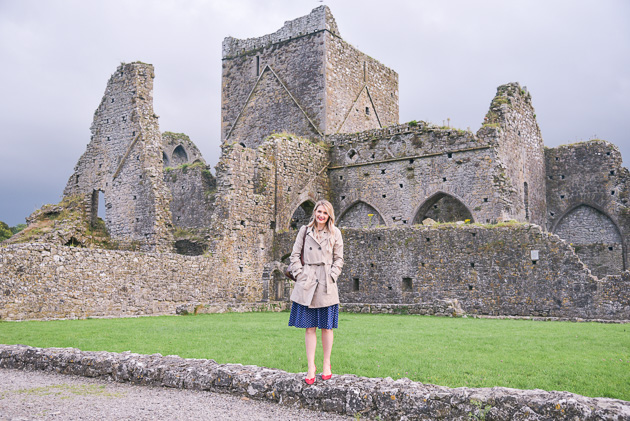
[3,195,119,250]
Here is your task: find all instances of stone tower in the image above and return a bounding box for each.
[221,6,399,147]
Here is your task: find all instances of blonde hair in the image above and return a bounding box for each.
[307,200,337,251]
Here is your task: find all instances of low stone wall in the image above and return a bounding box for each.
[276,225,630,321]
[340,302,630,324]
[340,300,464,317]
[0,243,258,321]
[1,345,627,420]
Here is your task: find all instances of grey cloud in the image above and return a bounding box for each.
[0,0,628,225]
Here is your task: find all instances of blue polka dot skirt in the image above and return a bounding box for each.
[288,302,339,329]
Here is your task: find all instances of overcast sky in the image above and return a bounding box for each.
[0,0,628,226]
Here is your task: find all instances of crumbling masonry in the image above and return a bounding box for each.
[1,6,629,321]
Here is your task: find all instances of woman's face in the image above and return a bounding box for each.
[314,205,330,226]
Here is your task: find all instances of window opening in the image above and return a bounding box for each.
[524,181,529,221]
[90,190,106,228]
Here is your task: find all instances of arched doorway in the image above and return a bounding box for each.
[413,192,473,224]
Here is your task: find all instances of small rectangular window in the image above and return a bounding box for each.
[353,278,360,291]
[402,278,412,291]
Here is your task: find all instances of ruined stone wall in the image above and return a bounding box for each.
[325,30,398,134]
[326,123,509,228]
[545,140,630,276]
[208,135,330,304]
[480,83,546,225]
[221,5,338,58]
[161,132,213,254]
[274,224,630,320]
[62,63,172,252]
[207,144,275,300]
[270,136,331,232]
[164,164,216,230]
[0,135,332,321]
[0,243,237,321]
[161,132,205,167]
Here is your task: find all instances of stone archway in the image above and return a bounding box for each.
[413,192,473,224]
[337,200,385,228]
[290,200,315,230]
[553,204,624,276]
[172,145,188,166]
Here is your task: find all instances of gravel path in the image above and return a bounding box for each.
[0,369,351,421]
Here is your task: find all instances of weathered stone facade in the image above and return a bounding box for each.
[165,164,216,231]
[2,345,629,420]
[274,225,630,320]
[483,84,547,227]
[62,62,173,252]
[328,123,498,227]
[162,131,206,167]
[2,6,630,322]
[325,83,547,230]
[0,243,236,320]
[221,6,398,146]
[545,140,630,277]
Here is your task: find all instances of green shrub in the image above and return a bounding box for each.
[0,221,12,241]
[10,224,26,234]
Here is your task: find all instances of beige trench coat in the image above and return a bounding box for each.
[289,225,344,308]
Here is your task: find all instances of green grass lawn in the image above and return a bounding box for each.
[1,312,628,401]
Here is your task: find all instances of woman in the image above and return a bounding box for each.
[288,199,344,384]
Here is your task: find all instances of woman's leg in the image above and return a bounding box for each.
[305,327,317,378]
[321,328,333,375]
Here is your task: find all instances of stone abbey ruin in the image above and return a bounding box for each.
[1,6,629,321]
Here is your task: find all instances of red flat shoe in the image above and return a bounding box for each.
[305,366,316,385]
[321,364,332,381]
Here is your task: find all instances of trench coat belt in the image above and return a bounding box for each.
[306,262,333,294]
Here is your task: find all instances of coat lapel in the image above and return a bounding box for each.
[307,226,329,245]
